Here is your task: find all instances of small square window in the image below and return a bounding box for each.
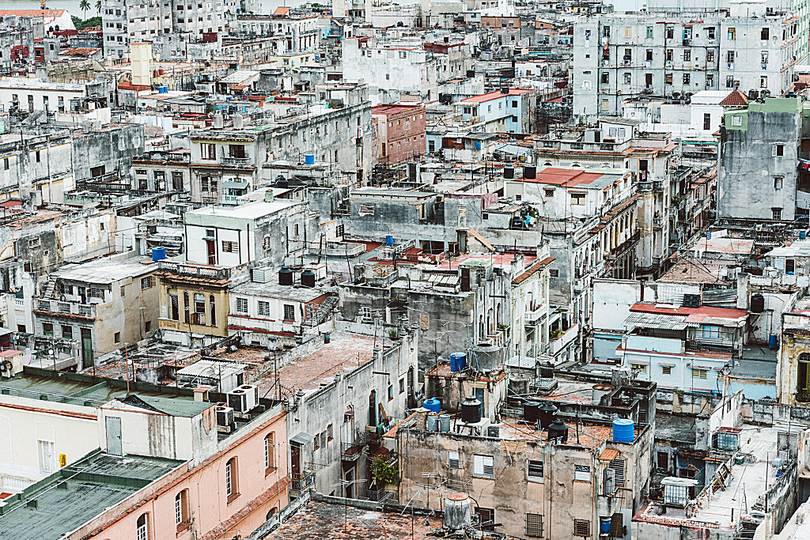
[528,459,544,480]
[449,450,459,470]
[662,365,672,375]
[114,332,121,343]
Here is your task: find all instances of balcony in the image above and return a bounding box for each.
[290,470,316,495]
[525,305,545,324]
[549,324,578,356]
[653,217,664,229]
[33,298,96,319]
[342,441,365,462]
[220,156,252,167]
[158,261,231,281]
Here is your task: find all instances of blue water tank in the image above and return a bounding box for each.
[601,520,611,534]
[801,230,807,240]
[423,397,441,413]
[158,86,168,94]
[304,153,315,165]
[769,334,779,349]
[151,247,166,261]
[475,141,482,150]
[385,234,394,246]
[612,418,635,443]
[450,352,467,372]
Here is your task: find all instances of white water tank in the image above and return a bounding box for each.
[444,493,472,530]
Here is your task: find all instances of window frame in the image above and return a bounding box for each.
[473,454,495,479]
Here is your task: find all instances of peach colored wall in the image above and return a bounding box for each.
[78,412,289,540]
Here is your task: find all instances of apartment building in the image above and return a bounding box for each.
[573,3,798,121]
[718,97,803,223]
[32,252,159,366]
[534,120,676,275]
[101,0,226,60]
[456,87,537,133]
[371,104,426,165]
[342,37,438,103]
[231,12,319,53]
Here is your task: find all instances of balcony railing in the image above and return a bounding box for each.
[291,471,316,492]
[158,261,231,281]
[525,305,545,324]
[33,299,96,319]
[220,156,252,167]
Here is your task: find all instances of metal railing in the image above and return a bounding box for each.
[291,471,316,491]
[33,299,96,318]
[220,156,252,167]
[158,261,231,281]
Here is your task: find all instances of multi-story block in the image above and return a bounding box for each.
[231,12,319,53]
[456,87,537,133]
[718,97,802,223]
[573,5,798,121]
[371,104,426,165]
[31,252,159,367]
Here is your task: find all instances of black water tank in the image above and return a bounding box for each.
[504,166,515,179]
[547,418,568,443]
[461,396,482,424]
[523,400,541,423]
[278,266,293,286]
[751,293,765,313]
[524,166,537,180]
[466,69,475,78]
[301,268,316,288]
[538,401,558,429]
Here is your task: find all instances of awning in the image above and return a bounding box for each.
[599,448,619,462]
[290,432,314,445]
[223,179,249,189]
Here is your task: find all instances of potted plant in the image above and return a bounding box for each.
[370,455,399,492]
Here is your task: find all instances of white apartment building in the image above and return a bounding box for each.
[573,2,798,121]
[342,37,439,103]
[102,0,226,60]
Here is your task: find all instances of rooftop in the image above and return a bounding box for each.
[629,302,748,325]
[461,88,534,103]
[0,451,184,540]
[185,199,301,221]
[229,278,334,302]
[265,499,441,539]
[53,254,156,285]
[513,166,627,189]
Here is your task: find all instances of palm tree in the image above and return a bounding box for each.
[79,0,90,20]
[95,0,101,13]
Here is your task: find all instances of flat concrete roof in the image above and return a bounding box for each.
[54,255,157,285]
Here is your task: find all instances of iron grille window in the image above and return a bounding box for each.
[609,458,625,487]
[526,513,544,537]
[258,301,270,316]
[574,519,590,537]
[528,460,544,479]
[236,297,248,313]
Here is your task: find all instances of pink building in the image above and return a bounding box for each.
[1,393,290,540]
[372,104,427,165]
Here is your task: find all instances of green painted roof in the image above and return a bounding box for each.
[0,451,184,540]
[132,394,213,417]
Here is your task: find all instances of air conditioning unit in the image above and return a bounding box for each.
[487,424,500,438]
[227,389,251,413]
[236,384,259,410]
[216,405,234,426]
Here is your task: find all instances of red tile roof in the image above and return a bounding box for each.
[719,89,748,107]
[517,167,605,187]
[629,302,748,322]
[273,6,290,15]
[461,88,533,103]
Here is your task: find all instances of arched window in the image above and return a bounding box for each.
[264,432,275,471]
[174,490,190,527]
[209,295,216,327]
[226,457,239,499]
[136,513,149,540]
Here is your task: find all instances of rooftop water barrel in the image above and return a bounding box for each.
[524,165,536,179]
[547,418,568,443]
[750,293,765,313]
[523,400,540,423]
[450,352,467,372]
[385,234,394,246]
[423,397,441,413]
[278,266,294,286]
[612,418,635,443]
[151,246,166,261]
[461,396,482,424]
[301,268,316,288]
[427,413,438,431]
[503,166,515,179]
[769,334,779,349]
[538,401,559,429]
[304,153,315,165]
[439,414,452,432]
[444,493,472,530]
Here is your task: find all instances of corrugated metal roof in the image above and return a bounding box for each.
[622,312,697,330]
